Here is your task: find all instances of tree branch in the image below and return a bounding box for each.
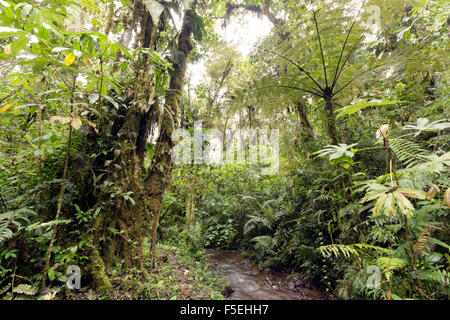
[223,1,282,26]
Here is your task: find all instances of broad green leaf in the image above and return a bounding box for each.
[32,58,49,73]
[47,268,55,281]
[393,192,414,218]
[396,26,412,41]
[397,188,427,200]
[110,42,132,59]
[10,34,28,52]
[429,238,450,251]
[102,95,119,109]
[0,0,11,7]
[336,99,403,118]
[425,252,443,263]
[314,143,358,162]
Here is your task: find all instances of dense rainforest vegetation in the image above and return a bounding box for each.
[0,0,449,300]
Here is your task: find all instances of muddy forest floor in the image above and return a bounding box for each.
[65,244,229,300]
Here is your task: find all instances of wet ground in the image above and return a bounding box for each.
[206,249,328,300]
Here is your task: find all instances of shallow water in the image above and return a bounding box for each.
[206,249,327,300]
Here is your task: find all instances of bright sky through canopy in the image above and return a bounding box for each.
[188,13,273,86]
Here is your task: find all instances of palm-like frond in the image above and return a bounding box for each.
[314,143,358,161]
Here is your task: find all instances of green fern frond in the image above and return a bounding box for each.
[0,282,11,295]
[389,138,427,167]
[0,220,13,244]
[352,243,393,255]
[318,243,392,259]
[426,134,450,149]
[251,235,275,254]
[244,215,271,234]
[314,194,331,202]
[376,257,407,281]
[318,244,359,259]
[12,284,38,296]
[419,269,449,286]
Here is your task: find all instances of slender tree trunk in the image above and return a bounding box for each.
[222,116,228,153]
[41,74,77,291]
[294,101,313,141]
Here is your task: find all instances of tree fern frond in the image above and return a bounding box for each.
[251,235,275,252]
[244,214,271,234]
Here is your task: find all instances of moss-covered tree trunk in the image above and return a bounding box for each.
[145,8,196,264]
[82,0,163,293]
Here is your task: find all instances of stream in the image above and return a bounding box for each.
[206,249,328,300]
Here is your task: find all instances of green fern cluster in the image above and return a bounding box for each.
[0,208,35,244]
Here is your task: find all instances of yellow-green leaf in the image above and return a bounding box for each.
[83,55,91,65]
[64,52,76,66]
[397,188,427,200]
[394,192,414,218]
[0,103,13,113]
